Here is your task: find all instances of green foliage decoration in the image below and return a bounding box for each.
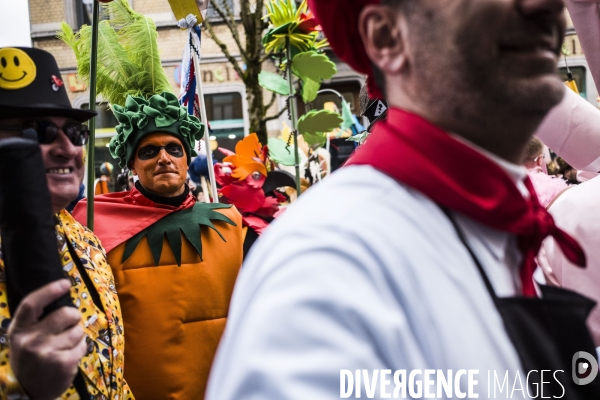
[268,138,296,166]
[263,0,324,56]
[297,110,343,146]
[347,131,370,145]
[292,51,337,83]
[301,79,320,103]
[340,100,354,132]
[258,71,291,95]
[58,0,172,106]
[302,132,326,146]
[298,109,344,136]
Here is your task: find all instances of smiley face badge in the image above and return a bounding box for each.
[0,48,37,90]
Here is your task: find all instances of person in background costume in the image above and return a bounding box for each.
[534,0,600,174]
[536,0,600,351]
[94,161,114,195]
[522,136,568,208]
[66,2,243,397]
[557,157,580,185]
[0,47,133,400]
[207,0,600,398]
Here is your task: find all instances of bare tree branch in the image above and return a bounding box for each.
[208,0,248,62]
[203,0,275,143]
[202,18,246,80]
[265,90,277,111]
[262,106,287,122]
[259,53,271,64]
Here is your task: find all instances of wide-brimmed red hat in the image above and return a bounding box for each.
[308,0,382,98]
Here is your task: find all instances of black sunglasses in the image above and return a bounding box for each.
[137,143,185,160]
[0,120,90,146]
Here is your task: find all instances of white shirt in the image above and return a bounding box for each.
[207,165,529,399]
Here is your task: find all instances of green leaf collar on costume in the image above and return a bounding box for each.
[122,203,236,267]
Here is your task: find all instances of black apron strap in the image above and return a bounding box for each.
[440,206,600,399]
[440,207,499,301]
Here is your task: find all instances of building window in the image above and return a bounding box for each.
[207,0,235,19]
[559,66,587,100]
[75,0,93,27]
[204,92,245,158]
[70,0,114,29]
[81,103,118,130]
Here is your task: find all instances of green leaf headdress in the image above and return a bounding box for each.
[58,0,204,168]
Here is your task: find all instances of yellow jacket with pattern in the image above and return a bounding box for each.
[0,210,134,399]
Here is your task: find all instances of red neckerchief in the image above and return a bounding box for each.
[345,108,586,297]
[72,186,196,254]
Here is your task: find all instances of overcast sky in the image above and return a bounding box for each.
[0,0,32,47]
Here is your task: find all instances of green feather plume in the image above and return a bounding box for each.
[57,0,172,106]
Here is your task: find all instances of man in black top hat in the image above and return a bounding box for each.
[0,47,133,399]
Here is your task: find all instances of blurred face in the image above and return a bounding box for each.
[409,0,565,109]
[130,133,188,197]
[362,0,566,158]
[0,117,85,213]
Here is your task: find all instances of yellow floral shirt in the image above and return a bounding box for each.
[0,210,134,399]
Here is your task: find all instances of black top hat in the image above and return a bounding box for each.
[0,47,96,122]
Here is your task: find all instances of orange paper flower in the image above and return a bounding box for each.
[223,133,268,180]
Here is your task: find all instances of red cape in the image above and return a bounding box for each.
[73,187,196,254]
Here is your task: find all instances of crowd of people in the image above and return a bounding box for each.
[3,0,600,398]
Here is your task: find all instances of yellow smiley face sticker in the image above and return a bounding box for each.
[0,48,36,90]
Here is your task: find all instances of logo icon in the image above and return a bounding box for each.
[374,100,387,118]
[0,48,37,90]
[572,351,599,385]
[51,75,64,92]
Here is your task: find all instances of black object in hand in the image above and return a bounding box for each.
[0,138,73,317]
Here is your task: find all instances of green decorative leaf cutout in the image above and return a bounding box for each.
[165,228,183,266]
[268,138,296,166]
[303,132,327,146]
[297,109,343,136]
[341,99,354,132]
[347,130,370,145]
[302,78,320,103]
[121,203,236,266]
[259,71,290,95]
[292,51,337,83]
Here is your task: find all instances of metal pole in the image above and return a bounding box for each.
[286,41,301,196]
[191,27,219,203]
[86,0,100,230]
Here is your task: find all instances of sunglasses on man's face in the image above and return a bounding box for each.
[137,143,185,160]
[0,120,90,146]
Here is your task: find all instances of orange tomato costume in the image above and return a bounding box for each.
[73,92,244,399]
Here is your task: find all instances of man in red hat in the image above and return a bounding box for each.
[207,0,600,398]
